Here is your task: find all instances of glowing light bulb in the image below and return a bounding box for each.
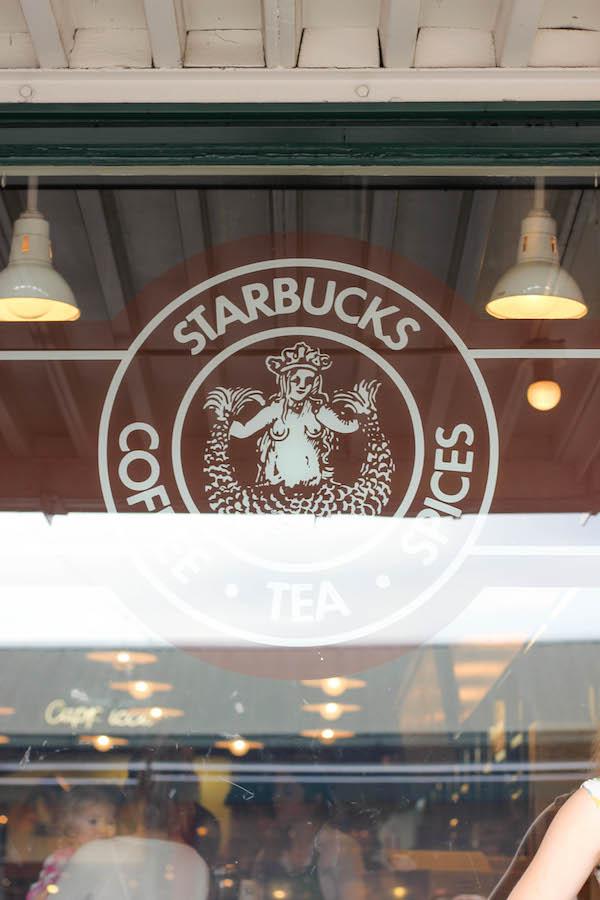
[527,379,561,411]
[231,739,248,756]
[47,887,59,895]
[449,817,459,828]
[5,297,52,320]
[117,652,130,664]
[150,707,163,719]
[321,728,335,741]
[323,677,345,696]
[133,681,149,698]
[94,735,112,752]
[393,888,407,899]
[322,702,342,720]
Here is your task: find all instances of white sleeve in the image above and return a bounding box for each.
[54,843,100,900]
[192,852,210,899]
[582,778,600,808]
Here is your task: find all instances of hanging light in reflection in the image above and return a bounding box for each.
[215,738,264,756]
[79,735,128,752]
[301,729,354,743]
[486,178,586,320]
[0,177,80,322]
[393,887,408,899]
[527,379,561,411]
[110,681,172,700]
[302,702,360,721]
[0,737,9,745]
[526,357,562,411]
[128,707,184,722]
[86,651,157,672]
[300,677,366,697]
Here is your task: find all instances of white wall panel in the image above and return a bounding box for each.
[185,30,264,67]
[299,27,380,67]
[415,27,495,67]
[530,28,600,66]
[303,0,380,29]
[184,0,261,30]
[69,26,151,67]
[540,0,600,31]
[68,0,146,29]
[0,33,37,67]
[420,0,501,30]
[0,0,29,32]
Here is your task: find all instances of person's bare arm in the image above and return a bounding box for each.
[489,796,567,900]
[508,788,600,900]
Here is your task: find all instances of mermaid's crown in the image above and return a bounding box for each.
[266,342,332,376]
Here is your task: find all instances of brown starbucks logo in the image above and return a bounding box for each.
[99,254,498,650]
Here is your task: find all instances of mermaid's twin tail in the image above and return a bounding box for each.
[312,381,394,515]
[203,388,264,513]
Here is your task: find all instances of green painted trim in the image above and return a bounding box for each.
[1,102,600,168]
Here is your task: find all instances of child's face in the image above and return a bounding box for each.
[70,802,116,845]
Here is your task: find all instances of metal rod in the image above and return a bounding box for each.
[534,175,545,210]
[26,175,38,211]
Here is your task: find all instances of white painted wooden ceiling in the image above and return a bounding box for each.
[0,0,598,73]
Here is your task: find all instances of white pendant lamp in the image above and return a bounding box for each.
[486,179,586,320]
[0,177,79,322]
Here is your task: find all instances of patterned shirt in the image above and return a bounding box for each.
[27,847,76,900]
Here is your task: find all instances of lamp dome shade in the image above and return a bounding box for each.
[0,210,79,322]
[486,207,586,320]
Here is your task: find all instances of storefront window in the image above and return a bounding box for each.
[0,170,599,900]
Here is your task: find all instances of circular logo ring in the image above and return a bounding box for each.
[99,258,499,648]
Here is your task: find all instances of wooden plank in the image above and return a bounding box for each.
[185,30,264,67]
[531,28,600,68]
[0,32,37,68]
[143,0,185,68]
[17,0,70,68]
[379,0,421,68]
[2,68,600,104]
[261,0,301,68]
[69,28,151,69]
[415,27,495,67]
[494,0,545,68]
[299,27,380,68]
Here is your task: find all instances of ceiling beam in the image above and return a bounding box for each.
[380,0,421,68]
[2,68,600,104]
[261,0,302,68]
[424,190,498,440]
[142,0,185,68]
[18,0,70,69]
[0,389,30,457]
[494,0,545,68]
[77,189,155,426]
